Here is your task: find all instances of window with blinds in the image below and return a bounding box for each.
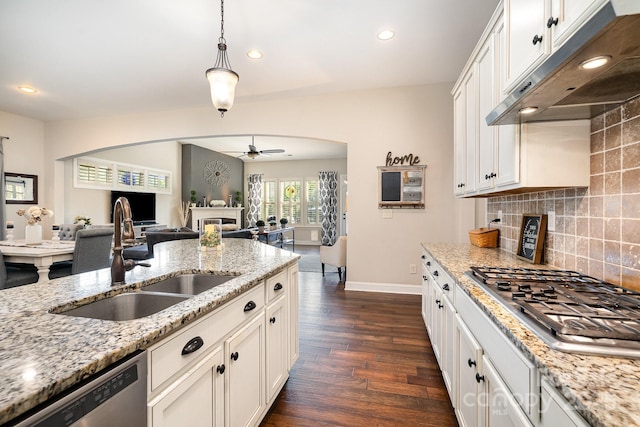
[73,157,171,194]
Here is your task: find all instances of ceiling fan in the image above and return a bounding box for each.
[224,137,285,159]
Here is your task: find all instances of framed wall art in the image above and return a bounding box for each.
[377,165,426,209]
[516,214,547,264]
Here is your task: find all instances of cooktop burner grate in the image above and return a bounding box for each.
[468,266,640,343]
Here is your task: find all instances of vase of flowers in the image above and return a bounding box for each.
[74,215,92,228]
[17,206,54,245]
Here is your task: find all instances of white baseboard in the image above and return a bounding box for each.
[344,280,421,295]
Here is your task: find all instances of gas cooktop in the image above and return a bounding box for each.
[467,266,640,358]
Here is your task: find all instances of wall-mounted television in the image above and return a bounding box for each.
[110,191,156,225]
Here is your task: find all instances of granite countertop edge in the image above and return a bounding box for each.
[421,242,640,427]
[0,238,299,425]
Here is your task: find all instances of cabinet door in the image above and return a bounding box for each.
[442,295,457,400]
[226,314,266,427]
[456,317,482,427]
[266,295,288,401]
[288,264,299,368]
[476,36,497,191]
[539,378,589,427]
[505,0,549,91]
[453,86,468,195]
[421,264,430,330]
[430,281,443,363]
[463,70,477,194]
[149,346,224,427]
[550,0,605,49]
[481,357,533,427]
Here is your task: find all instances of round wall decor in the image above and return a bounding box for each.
[203,160,230,187]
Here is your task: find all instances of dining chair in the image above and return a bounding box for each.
[49,228,114,279]
[1,253,39,289]
[58,223,84,240]
[123,227,199,260]
[319,235,347,281]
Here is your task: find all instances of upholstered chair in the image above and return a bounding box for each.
[320,235,347,281]
[49,228,114,279]
[0,253,39,289]
[58,223,83,240]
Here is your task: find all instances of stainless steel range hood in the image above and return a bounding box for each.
[487,2,640,126]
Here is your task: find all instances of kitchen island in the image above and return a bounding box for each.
[0,238,299,425]
[422,242,640,427]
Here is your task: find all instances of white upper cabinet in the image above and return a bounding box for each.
[476,35,497,192]
[549,0,607,49]
[504,0,550,93]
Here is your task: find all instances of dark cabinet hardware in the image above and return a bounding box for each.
[421,255,426,259]
[243,301,257,312]
[422,275,427,280]
[426,261,431,266]
[547,16,558,27]
[476,373,485,383]
[274,283,283,291]
[468,358,476,368]
[231,352,239,361]
[443,284,450,291]
[435,299,441,305]
[438,303,444,309]
[270,316,277,324]
[532,34,543,45]
[485,172,497,180]
[433,270,439,277]
[216,364,225,374]
[181,336,204,355]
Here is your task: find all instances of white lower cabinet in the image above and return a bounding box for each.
[456,317,482,427]
[147,264,298,427]
[226,314,265,427]
[149,346,224,427]
[539,378,589,427]
[482,357,533,427]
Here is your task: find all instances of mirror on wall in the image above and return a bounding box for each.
[4,172,38,204]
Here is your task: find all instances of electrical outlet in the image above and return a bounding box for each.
[548,211,556,232]
[497,210,503,222]
[409,264,417,274]
[382,209,393,219]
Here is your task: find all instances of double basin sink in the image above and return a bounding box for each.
[57,274,236,321]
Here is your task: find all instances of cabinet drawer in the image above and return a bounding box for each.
[429,260,455,304]
[266,270,287,303]
[456,286,538,421]
[149,284,265,392]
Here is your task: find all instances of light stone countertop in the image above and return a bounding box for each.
[421,242,640,427]
[0,238,299,425]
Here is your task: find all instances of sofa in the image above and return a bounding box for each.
[123,227,199,260]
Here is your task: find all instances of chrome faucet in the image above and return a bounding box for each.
[111,196,140,286]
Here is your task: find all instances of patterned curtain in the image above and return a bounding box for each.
[245,174,263,227]
[319,171,338,245]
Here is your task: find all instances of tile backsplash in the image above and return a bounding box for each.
[487,96,640,291]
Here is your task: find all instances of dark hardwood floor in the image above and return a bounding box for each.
[261,247,458,426]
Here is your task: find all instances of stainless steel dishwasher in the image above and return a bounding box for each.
[10,350,147,427]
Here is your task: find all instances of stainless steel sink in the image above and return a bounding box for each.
[60,292,191,321]
[142,274,235,295]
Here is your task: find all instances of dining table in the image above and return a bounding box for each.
[0,240,75,283]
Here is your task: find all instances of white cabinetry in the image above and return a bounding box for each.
[456,318,483,427]
[549,0,606,49]
[452,1,590,197]
[539,378,589,427]
[147,264,299,427]
[226,314,265,427]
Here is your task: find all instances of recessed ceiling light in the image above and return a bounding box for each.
[519,106,538,114]
[377,30,394,40]
[579,55,612,70]
[18,86,38,94]
[247,50,263,59]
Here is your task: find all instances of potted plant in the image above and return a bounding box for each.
[267,215,277,227]
[256,220,265,232]
[190,190,197,207]
[279,218,288,228]
[235,191,242,208]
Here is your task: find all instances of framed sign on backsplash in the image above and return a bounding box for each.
[377,165,426,209]
[517,214,548,264]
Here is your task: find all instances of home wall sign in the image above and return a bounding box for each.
[385,151,420,166]
[378,165,426,209]
[516,214,548,264]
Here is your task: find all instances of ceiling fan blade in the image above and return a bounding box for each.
[260,149,285,154]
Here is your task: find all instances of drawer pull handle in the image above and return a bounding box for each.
[468,358,476,368]
[532,34,543,45]
[476,373,485,383]
[421,255,426,259]
[433,270,439,277]
[426,261,431,266]
[181,336,204,355]
[231,351,239,361]
[244,300,257,312]
[216,364,225,374]
[435,299,441,305]
[270,316,276,324]
[274,282,283,291]
[547,16,558,28]
[443,284,450,291]
[438,303,444,309]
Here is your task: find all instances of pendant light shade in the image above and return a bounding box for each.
[206,0,238,117]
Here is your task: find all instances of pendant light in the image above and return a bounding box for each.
[205,0,239,117]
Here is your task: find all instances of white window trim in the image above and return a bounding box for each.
[260,177,320,226]
[73,156,172,194]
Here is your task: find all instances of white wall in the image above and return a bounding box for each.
[0,111,46,239]
[30,83,474,292]
[244,158,348,244]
